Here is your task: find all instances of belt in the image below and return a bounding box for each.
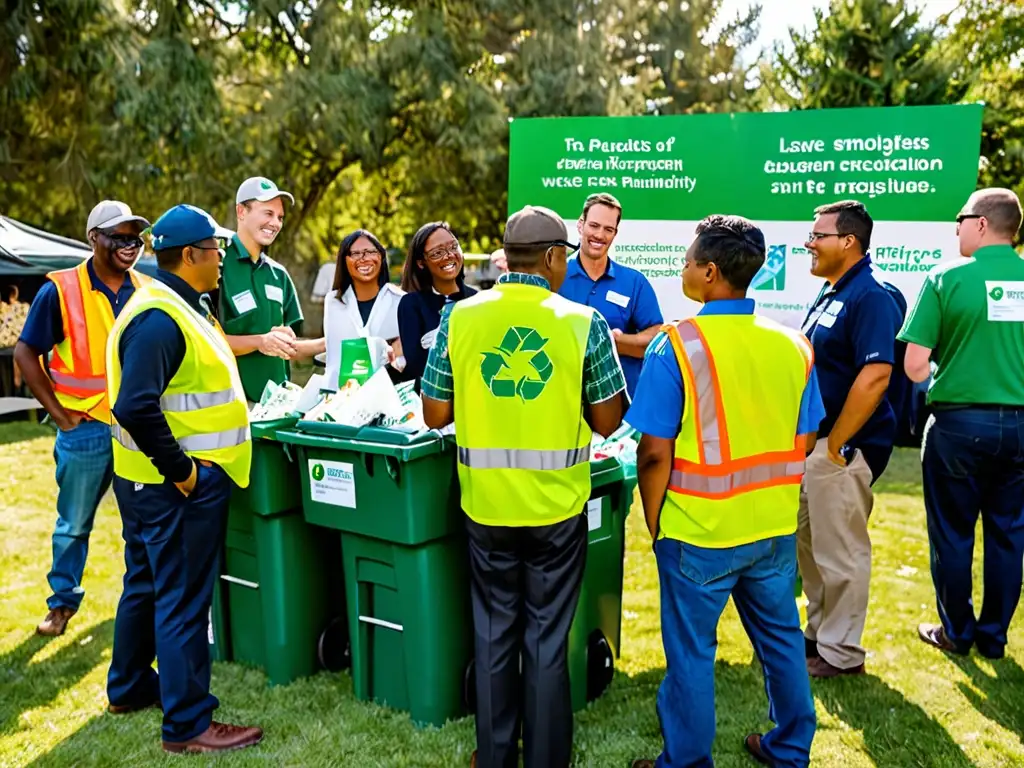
[931,403,1024,412]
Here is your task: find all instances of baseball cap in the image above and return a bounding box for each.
[86,201,150,239]
[503,205,578,251]
[150,205,234,251]
[235,176,295,206]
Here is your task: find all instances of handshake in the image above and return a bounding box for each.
[258,325,300,359]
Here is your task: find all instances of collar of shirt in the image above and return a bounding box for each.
[828,254,873,294]
[86,257,133,300]
[228,234,266,268]
[972,244,1020,260]
[567,256,616,282]
[697,298,756,316]
[155,269,212,319]
[497,272,551,290]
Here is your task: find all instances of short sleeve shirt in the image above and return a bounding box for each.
[898,244,1024,406]
[218,235,304,401]
[422,273,627,405]
[625,299,826,440]
[801,257,903,458]
[557,257,663,399]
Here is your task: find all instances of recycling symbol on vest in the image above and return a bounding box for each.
[480,327,554,401]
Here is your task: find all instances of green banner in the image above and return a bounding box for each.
[508,105,983,222]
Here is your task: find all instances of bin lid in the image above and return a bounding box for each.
[590,456,626,488]
[249,416,299,441]
[277,422,450,461]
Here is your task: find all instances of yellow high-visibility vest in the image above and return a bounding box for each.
[47,261,147,424]
[106,280,252,488]
[448,282,594,526]
[660,314,813,548]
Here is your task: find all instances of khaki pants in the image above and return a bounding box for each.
[797,439,874,669]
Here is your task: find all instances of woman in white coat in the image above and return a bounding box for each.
[323,229,405,386]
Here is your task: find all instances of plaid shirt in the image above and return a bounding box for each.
[421,272,626,404]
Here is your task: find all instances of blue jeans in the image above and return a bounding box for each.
[654,535,815,768]
[47,420,114,611]
[922,408,1024,657]
[107,463,231,743]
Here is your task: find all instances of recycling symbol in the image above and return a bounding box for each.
[990,286,1004,300]
[480,327,554,401]
[312,463,325,481]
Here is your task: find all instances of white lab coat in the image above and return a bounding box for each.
[323,283,404,386]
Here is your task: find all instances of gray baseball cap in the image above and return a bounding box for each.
[503,205,578,250]
[235,176,295,206]
[86,200,150,238]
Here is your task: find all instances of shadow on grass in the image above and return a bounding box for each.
[814,672,977,768]
[951,653,1024,747]
[0,619,114,737]
[0,418,52,446]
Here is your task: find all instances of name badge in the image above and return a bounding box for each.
[986,281,1024,322]
[606,290,630,309]
[265,284,284,304]
[231,290,257,315]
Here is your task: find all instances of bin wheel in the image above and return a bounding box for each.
[464,658,477,713]
[317,616,351,672]
[586,632,614,702]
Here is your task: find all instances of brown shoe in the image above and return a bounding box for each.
[108,697,161,715]
[807,656,865,678]
[37,607,75,637]
[744,733,774,765]
[470,750,476,767]
[917,623,967,655]
[631,761,656,768]
[162,721,263,754]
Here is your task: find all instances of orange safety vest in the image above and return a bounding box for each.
[659,315,813,548]
[47,261,147,424]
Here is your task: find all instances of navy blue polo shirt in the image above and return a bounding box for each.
[801,256,904,480]
[18,258,136,353]
[558,257,663,399]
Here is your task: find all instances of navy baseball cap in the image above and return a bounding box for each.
[150,204,234,251]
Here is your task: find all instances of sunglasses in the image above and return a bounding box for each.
[99,231,144,251]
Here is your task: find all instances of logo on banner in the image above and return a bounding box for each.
[751,245,787,291]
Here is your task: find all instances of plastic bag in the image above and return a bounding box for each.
[249,380,304,422]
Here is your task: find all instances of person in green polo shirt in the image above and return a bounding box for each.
[898,187,1024,660]
[220,176,326,401]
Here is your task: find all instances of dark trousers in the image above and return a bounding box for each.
[106,463,231,743]
[922,408,1024,657]
[466,513,587,768]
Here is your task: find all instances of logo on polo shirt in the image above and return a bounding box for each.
[990,286,1004,301]
[751,245,786,291]
[480,327,553,402]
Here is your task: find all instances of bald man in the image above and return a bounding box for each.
[899,187,1024,660]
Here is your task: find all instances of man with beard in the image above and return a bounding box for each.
[558,193,663,399]
[15,200,150,637]
[219,176,324,402]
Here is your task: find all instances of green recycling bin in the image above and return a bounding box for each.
[566,456,636,711]
[211,418,348,687]
[278,423,472,728]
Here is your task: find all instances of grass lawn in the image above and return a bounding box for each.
[2,421,1023,767]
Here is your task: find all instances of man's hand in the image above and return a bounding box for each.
[174,460,198,497]
[826,441,848,468]
[56,410,84,433]
[258,330,298,359]
[271,325,297,339]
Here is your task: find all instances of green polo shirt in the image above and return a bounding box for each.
[898,244,1024,406]
[219,235,304,401]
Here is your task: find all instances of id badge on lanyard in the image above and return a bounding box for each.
[801,284,834,336]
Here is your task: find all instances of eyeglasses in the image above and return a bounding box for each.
[347,248,380,262]
[511,239,580,254]
[807,231,853,242]
[956,214,983,225]
[99,231,144,251]
[424,240,462,262]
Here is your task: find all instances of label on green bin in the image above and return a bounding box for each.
[586,498,603,532]
[308,459,357,508]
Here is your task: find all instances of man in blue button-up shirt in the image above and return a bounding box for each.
[558,193,663,399]
[797,200,904,680]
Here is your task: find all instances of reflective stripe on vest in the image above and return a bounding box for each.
[49,368,107,393]
[112,423,249,453]
[666,319,805,498]
[458,444,591,471]
[160,388,237,412]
